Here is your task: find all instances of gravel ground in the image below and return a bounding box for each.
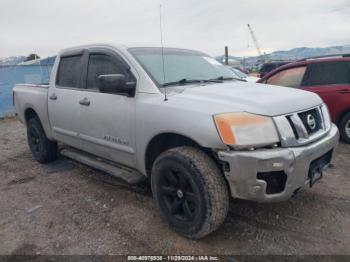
[0,119,349,255]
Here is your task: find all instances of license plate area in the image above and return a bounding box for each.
[308,150,333,187]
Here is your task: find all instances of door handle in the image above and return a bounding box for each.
[337,89,350,94]
[49,93,57,100]
[79,97,90,106]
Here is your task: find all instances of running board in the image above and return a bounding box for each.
[60,148,145,184]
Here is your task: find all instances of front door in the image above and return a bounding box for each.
[78,49,137,167]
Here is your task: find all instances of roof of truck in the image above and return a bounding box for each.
[59,43,209,57]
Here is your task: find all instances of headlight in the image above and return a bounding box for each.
[214,112,279,148]
[321,103,331,130]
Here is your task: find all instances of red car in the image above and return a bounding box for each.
[258,54,350,143]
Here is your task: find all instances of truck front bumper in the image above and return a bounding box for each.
[218,124,339,203]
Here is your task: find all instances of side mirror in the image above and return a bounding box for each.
[98,74,136,96]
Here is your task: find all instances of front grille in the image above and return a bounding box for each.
[298,108,322,135]
[286,115,299,139]
[274,105,330,147]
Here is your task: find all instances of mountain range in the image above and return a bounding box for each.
[267,45,350,60]
[216,45,350,65]
[0,56,26,66]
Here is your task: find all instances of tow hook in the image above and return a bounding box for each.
[292,187,302,198]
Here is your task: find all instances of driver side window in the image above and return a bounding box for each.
[266,66,306,88]
[86,54,125,90]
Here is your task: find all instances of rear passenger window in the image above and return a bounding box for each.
[56,55,83,88]
[266,66,306,88]
[87,54,125,89]
[303,62,350,86]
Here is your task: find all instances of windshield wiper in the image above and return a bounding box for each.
[211,76,247,82]
[162,78,222,87]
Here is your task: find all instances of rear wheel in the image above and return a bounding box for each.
[339,112,350,144]
[27,117,57,163]
[151,146,229,239]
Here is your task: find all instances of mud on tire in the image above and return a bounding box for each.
[151,146,229,239]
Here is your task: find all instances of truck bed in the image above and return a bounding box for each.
[13,83,53,139]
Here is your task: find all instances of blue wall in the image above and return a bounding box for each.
[0,64,53,117]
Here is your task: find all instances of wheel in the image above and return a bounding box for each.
[151,146,229,239]
[339,112,350,144]
[27,117,57,163]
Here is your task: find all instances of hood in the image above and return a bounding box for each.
[171,81,323,116]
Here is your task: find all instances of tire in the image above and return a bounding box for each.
[27,117,57,163]
[151,146,229,239]
[339,112,350,144]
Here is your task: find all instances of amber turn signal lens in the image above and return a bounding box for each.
[214,112,278,147]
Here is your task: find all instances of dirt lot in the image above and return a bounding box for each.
[0,119,349,255]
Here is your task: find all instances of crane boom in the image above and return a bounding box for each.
[247,24,263,58]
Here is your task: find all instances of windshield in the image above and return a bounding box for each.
[128,47,237,86]
[232,68,247,78]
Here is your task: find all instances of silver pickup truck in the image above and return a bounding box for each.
[13,44,339,239]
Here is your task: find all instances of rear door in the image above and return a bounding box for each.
[48,51,86,149]
[301,61,350,122]
[78,48,137,167]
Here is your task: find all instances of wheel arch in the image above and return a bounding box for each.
[24,107,40,124]
[144,132,218,176]
[24,107,54,140]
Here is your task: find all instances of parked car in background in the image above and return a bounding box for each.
[259,61,291,78]
[228,67,260,82]
[233,66,250,75]
[258,54,350,143]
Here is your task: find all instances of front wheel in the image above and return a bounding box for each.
[339,112,350,144]
[151,146,229,239]
[27,117,57,163]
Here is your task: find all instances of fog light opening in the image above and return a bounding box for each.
[257,171,287,194]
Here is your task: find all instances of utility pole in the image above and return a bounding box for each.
[224,46,228,65]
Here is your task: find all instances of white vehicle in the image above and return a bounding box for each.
[13,44,339,239]
[228,67,260,82]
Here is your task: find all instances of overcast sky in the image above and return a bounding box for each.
[1,0,350,58]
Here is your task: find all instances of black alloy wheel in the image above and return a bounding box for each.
[159,166,200,223]
[28,127,42,155]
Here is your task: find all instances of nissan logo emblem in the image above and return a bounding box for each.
[307,114,316,130]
